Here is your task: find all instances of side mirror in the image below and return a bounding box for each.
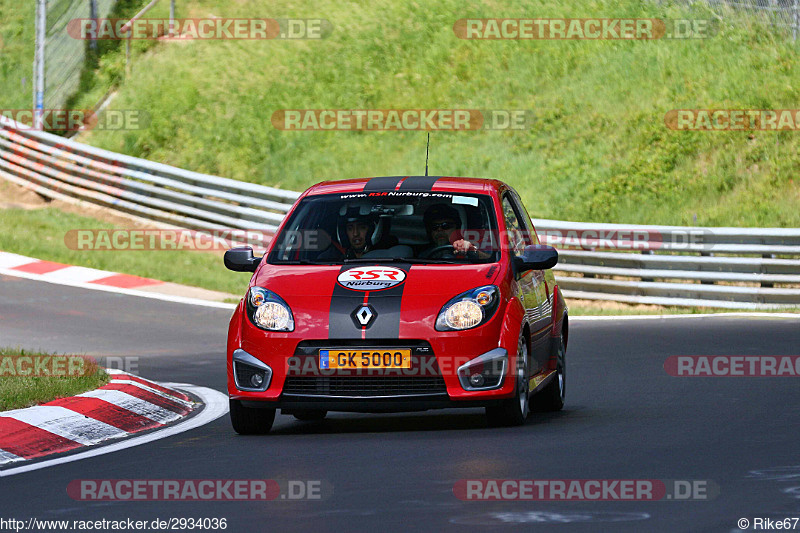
[514,244,558,274]
[224,247,262,272]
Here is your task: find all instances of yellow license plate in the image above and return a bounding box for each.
[319,349,412,369]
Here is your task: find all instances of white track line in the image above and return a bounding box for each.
[0,449,23,465]
[0,267,236,310]
[0,252,38,269]
[0,385,229,477]
[42,265,116,284]
[571,312,800,321]
[0,406,127,445]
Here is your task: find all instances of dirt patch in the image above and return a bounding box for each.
[0,177,231,259]
[1,177,159,230]
[0,179,49,209]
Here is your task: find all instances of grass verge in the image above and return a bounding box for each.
[0,347,109,411]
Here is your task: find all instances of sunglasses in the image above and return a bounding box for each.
[429,221,456,231]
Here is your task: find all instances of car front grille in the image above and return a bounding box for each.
[283,376,447,397]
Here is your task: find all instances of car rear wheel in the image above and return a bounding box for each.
[533,331,566,412]
[230,399,276,435]
[292,409,328,421]
[485,332,530,427]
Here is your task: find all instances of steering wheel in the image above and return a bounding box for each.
[420,244,457,258]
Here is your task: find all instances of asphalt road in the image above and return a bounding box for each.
[1,274,800,532]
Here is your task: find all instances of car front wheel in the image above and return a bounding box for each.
[533,331,566,412]
[486,332,530,427]
[230,399,276,434]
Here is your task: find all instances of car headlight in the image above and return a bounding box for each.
[435,285,500,331]
[246,287,294,331]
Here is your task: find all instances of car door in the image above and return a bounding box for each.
[502,191,551,374]
[509,189,553,327]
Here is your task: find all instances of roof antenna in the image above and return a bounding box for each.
[424,132,430,177]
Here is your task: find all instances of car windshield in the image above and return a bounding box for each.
[267,191,500,265]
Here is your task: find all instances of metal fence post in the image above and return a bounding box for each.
[170,0,176,37]
[89,0,98,52]
[794,0,799,41]
[33,0,46,130]
[126,34,131,75]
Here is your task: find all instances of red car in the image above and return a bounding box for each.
[224,176,567,434]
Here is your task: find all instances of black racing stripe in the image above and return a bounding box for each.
[397,175,439,191]
[363,176,405,192]
[364,282,406,340]
[328,265,409,340]
[328,269,363,339]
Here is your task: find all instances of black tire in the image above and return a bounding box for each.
[532,331,566,412]
[292,409,328,421]
[230,399,276,435]
[486,332,530,427]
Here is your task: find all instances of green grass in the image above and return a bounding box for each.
[64,0,174,112]
[0,347,109,411]
[0,0,161,113]
[69,0,800,227]
[0,206,250,296]
[0,1,35,109]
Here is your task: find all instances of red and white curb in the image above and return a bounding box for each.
[0,369,228,476]
[0,251,235,309]
[0,251,162,289]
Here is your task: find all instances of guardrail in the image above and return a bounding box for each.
[1,116,798,309]
[532,219,800,309]
[0,116,299,235]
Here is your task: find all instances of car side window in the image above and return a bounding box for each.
[509,191,540,245]
[502,195,527,256]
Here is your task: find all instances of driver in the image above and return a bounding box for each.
[318,209,377,260]
[343,215,373,259]
[421,203,483,257]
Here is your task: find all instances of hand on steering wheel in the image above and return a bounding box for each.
[419,244,456,258]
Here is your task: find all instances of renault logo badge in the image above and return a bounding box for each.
[352,304,376,328]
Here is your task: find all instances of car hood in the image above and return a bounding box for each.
[253,263,501,298]
[251,263,503,339]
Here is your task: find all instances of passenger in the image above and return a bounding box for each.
[420,203,486,258]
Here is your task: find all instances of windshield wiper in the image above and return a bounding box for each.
[273,259,339,265]
[343,257,460,264]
